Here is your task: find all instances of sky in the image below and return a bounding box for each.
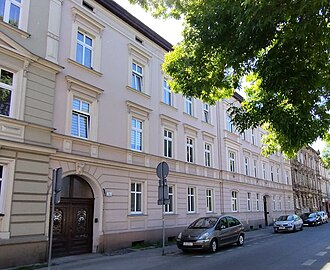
[113,0,184,45]
[114,0,326,153]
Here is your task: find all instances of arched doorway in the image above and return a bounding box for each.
[52,175,94,257]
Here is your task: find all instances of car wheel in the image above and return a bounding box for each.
[292,225,296,232]
[274,228,278,233]
[237,234,244,246]
[209,239,218,253]
[300,225,303,231]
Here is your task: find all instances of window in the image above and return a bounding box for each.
[132,62,143,92]
[231,191,238,212]
[0,68,14,117]
[251,129,255,145]
[206,189,213,212]
[186,137,194,163]
[253,159,257,178]
[0,0,21,27]
[71,98,90,139]
[130,182,142,213]
[270,166,274,181]
[0,165,3,212]
[276,167,280,182]
[229,151,236,172]
[278,196,282,210]
[204,143,212,167]
[76,31,93,68]
[131,118,143,151]
[244,157,249,176]
[185,96,193,116]
[247,192,251,211]
[163,129,173,158]
[285,170,289,184]
[262,162,266,179]
[187,187,196,213]
[164,185,174,213]
[163,80,172,106]
[256,193,260,211]
[272,195,276,210]
[226,114,234,132]
[203,103,210,123]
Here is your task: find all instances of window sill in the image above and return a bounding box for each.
[67,58,103,77]
[128,213,147,217]
[0,21,30,38]
[126,86,151,99]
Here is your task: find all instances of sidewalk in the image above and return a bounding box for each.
[34,227,273,270]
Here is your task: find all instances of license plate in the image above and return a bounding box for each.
[183,242,193,246]
[279,226,285,229]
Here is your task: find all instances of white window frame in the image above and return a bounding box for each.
[0,158,15,239]
[251,128,256,145]
[256,193,260,211]
[71,97,90,139]
[186,137,194,163]
[244,157,249,176]
[272,195,276,211]
[203,103,210,123]
[187,187,196,213]
[247,192,251,211]
[131,62,143,92]
[253,159,257,178]
[231,191,238,212]
[164,185,174,214]
[130,182,143,214]
[206,188,213,213]
[276,167,280,182]
[262,162,266,179]
[229,151,236,172]
[185,96,193,116]
[163,129,173,158]
[76,30,93,69]
[0,68,14,117]
[70,8,104,73]
[204,143,212,167]
[163,79,173,106]
[131,117,143,152]
[270,166,274,181]
[226,114,234,132]
[65,76,102,141]
[0,0,29,31]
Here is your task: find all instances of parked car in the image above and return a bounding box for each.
[273,214,304,233]
[176,215,245,253]
[301,212,322,226]
[317,211,329,224]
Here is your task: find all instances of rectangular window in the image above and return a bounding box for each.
[0,0,21,27]
[164,185,174,213]
[203,103,210,123]
[270,166,274,181]
[278,196,282,210]
[276,167,280,182]
[163,80,172,106]
[244,157,249,176]
[185,97,193,116]
[206,189,213,212]
[204,143,211,167]
[256,193,260,211]
[251,129,255,145]
[186,137,194,163]
[132,62,143,92]
[226,114,234,132]
[229,151,236,172]
[285,170,289,184]
[131,118,143,151]
[187,187,195,213]
[130,182,142,213]
[163,129,173,158]
[231,191,238,212]
[0,68,14,117]
[0,165,3,212]
[71,98,90,138]
[262,163,266,179]
[247,192,251,211]
[253,159,257,178]
[272,195,276,210]
[76,31,93,68]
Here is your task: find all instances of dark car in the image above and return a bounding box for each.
[301,212,322,226]
[176,215,245,253]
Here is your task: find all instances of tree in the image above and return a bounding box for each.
[322,142,330,169]
[129,0,330,157]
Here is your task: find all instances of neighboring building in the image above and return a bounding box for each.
[0,0,62,268]
[291,147,323,215]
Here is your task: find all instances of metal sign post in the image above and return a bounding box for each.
[156,162,169,256]
[48,168,62,269]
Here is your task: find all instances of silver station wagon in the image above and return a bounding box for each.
[176,215,245,253]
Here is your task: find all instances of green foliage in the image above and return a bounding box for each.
[131,0,330,157]
[321,143,330,169]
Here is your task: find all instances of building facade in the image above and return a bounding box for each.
[0,0,305,268]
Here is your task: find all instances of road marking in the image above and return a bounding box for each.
[316,252,327,256]
[302,259,317,266]
[326,246,330,250]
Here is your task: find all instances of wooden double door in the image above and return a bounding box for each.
[51,175,94,258]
